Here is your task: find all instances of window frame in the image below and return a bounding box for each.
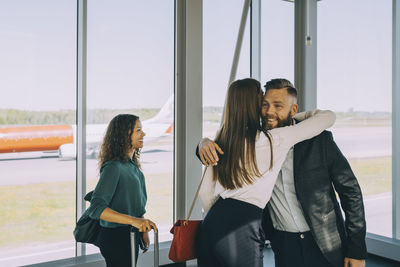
[22,0,400,265]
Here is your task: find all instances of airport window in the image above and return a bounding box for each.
[260,0,294,86]
[203,0,250,138]
[0,1,77,265]
[3,1,398,266]
[317,0,392,237]
[85,0,174,255]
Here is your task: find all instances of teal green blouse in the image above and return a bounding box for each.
[87,160,147,228]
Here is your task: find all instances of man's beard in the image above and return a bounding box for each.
[262,111,293,130]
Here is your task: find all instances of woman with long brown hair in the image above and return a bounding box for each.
[196,78,335,267]
[86,114,157,267]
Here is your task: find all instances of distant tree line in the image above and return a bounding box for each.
[0,109,159,125]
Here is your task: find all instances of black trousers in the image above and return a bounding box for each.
[98,225,139,267]
[270,230,333,267]
[196,198,265,267]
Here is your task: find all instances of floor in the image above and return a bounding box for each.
[165,248,400,267]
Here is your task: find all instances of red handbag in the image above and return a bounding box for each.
[168,167,208,262]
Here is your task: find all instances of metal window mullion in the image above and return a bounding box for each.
[174,0,203,222]
[76,0,87,257]
[393,0,400,240]
[250,0,261,81]
[228,0,251,86]
[174,0,186,223]
[184,0,203,223]
[220,0,250,126]
[294,0,317,111]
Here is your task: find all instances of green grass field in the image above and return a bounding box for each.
[0,157,391,249]
[0,173,173,249]
[348,157,392,196]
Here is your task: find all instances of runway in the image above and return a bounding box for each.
[331,126,391,159]
[364,192,392,237]
[0,146,173,186]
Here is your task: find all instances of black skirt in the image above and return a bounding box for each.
[196,197,265,267]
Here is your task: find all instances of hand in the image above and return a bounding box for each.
[142,231,150,252]
[199,138,224,166]
[131,217,158,233]
[344,257,365,267]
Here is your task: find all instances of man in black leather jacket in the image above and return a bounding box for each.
[197,78,367,267]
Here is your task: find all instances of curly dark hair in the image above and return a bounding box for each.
[98,114,141,170]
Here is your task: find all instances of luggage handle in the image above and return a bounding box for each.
[130,226,159,267]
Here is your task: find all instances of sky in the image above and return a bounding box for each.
[0,0,393,112]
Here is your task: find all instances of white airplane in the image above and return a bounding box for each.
[0,95,174,160]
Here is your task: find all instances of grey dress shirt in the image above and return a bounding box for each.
[267,147,310,232]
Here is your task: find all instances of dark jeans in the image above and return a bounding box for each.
[270,230,333,267]
[196,197,265,267]
[98,225,139,267]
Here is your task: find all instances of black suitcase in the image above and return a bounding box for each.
[130,228,159,267]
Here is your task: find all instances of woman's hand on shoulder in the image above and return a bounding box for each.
[130,217,158,232]
[199,138,224,166]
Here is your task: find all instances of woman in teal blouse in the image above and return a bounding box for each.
[87,114,157,267]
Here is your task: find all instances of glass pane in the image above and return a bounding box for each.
[318,0,392,237]
[261,0,294,86]
[0,1,77,266]
[85,0,174,255]
[203,0,250,139]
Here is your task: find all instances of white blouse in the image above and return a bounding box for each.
[199,109,336,213]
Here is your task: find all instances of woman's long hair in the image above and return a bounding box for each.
[213,78,273,189]
[98,114,141,169]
